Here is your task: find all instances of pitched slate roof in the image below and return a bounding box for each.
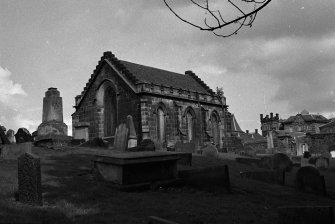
[319,119,335,128]
[231,114,243,132]
[282,113,329,124]
[119,60,213,94]
[76,51,216,107]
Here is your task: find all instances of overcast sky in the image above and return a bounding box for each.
[0,0,335,135]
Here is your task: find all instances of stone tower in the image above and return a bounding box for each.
[37,87,68,137]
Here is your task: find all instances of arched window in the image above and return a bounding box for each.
[184,107,196,142]
[157,107,166,141]
[104,86,117,137]
[211,112,220,145]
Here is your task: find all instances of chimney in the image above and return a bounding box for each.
[255,129,258,134]
[270,112,273,119]
[260,114,263,120]
[276,113,279,119]
[246,130,249,134]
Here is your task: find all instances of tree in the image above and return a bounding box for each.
[163,0,272,37]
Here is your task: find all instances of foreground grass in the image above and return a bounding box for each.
[0,147,335,224]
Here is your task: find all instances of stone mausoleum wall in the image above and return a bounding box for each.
[72,63,139,140]
[140,94,227,148]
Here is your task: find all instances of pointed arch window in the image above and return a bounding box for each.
[211,112,220,145]
[157,106,166,141]
[184,107,196,142]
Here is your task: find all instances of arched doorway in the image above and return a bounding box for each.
[104,86,117,137]
[96,80,118,138]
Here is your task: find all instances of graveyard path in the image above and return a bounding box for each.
[1,147,335,224]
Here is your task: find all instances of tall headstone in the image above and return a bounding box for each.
[127,115,137,148]
[112,123,128,151]
[36,88,69,145]
[18,152,42,205]
[0,126,10,144]
[15,128,33,143]
[6,129,16,143]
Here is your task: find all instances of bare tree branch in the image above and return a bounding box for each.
[163,0,272,37]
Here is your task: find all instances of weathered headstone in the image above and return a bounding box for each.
[127,115,137,148]
[295,166,327,196]
[73,122,90,141]
[1,142,32,160]
[240,170,285,185]
[17,152,42,205]
[112,123,129,151]
[201,144,218,158]
[259,153,293,172]
[0,126,10,144]
[139,139,155,151]
[15,128,33,143]
[278,206,334,224]
[175,141,195,153]
[6,129,15,143]
[0,125,6,132]
[316,157,328,169]
[329,158,335,170]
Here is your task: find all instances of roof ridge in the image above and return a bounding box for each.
[185,70,215,95]
[76,51,139,108]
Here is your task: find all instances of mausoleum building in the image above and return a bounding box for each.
[72,51,239,151]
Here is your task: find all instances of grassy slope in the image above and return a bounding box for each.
[0,147,335,224]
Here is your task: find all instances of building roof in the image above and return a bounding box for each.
[319,119,335,129]
[282,113,329,124]
[75,51,218,109]
[239,131,266,143]
[120,60,212,94]
[231,114,243,133]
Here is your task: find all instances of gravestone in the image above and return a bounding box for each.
[329,158,335,170]
[138,139,155,151]
[127,115,137,148]
[6,129,15,143]
[240,170,285,185]
[1,142,32,160]
[112,123,129,151]
[17,152,42,205]
[175,141,195,153]
[201,144,219,158]
[277,206,334,224]
[316,157,328,169]
[0,126,10,144]
[259,153,293,172]
[15,128,33,143]
[73,122,90,141]
[295,166,327,196]
[301,157,314,167]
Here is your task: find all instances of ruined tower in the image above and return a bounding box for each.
[37,87,68,138]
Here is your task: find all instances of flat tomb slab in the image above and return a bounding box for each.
[93,151,180,185]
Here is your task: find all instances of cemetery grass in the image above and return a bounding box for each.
[0,148,335,224]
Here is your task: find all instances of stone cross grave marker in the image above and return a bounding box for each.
[113,123,129,151]
[18,152,42,206]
